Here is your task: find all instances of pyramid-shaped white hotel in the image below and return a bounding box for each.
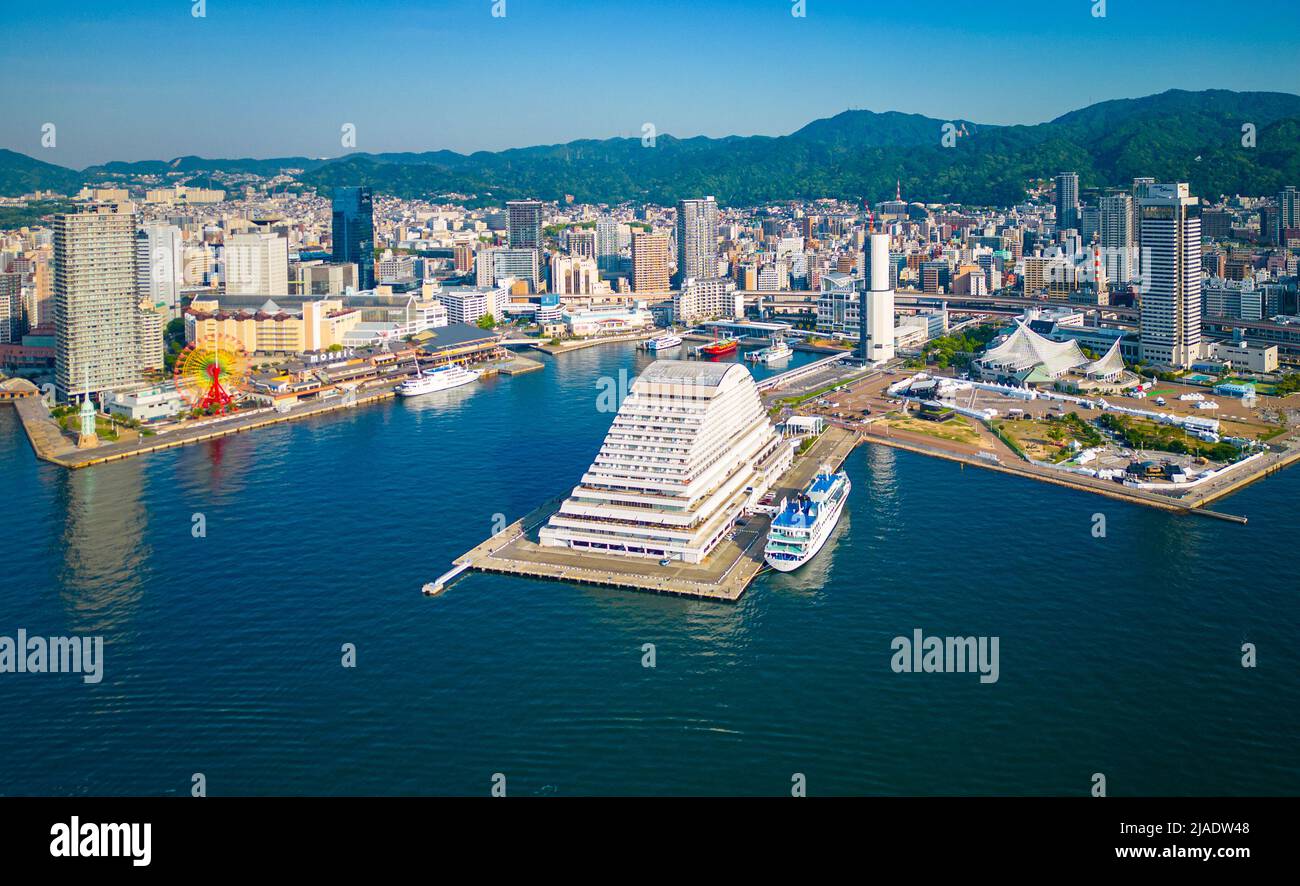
[540,360,794,564]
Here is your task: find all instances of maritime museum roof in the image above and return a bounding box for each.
[977,320,1089,377]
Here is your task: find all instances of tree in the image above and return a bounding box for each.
[477,313,497,330]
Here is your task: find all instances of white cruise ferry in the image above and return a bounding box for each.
[396,363,481,397]
[644,332,683,352]
[745,339,792,365]
[763,468,851,572]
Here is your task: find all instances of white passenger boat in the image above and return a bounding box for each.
[644,332,683,352]
[396,363,481,397]
[763,468,851,572]
[746,338,792,364]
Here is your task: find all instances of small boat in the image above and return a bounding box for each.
[763,468,851,572]
[699,336,739,357]
[643,331,683,352]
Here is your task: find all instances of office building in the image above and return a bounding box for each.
[815,272,858,338]
[674,277,740,325]
[331,187,376,289]
[476,247,540,290]
[438,285,509,326]
[224,232,289,295]
[1055,172,1080,232]
[295,261,358,296]
[135,223,184,319]
[1139,183,1201,368]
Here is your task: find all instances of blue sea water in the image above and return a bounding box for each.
[1,343,1297,796]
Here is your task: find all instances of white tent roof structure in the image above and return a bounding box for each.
[1083,337,1126,379]
[976,320,1089,378]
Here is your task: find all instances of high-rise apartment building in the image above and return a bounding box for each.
[0,272,20,343]
[1099,192,1137,285]
[632,231,671,293]
[1278,185,1299,242]
[1139,183,1201,368]
[331,186,375,289]
[506,200,543,249]
[1055,173,1080,232]
[675,197,719,285]
[224,232,289,295]
[595,216,620,272]
[54,203,145,400]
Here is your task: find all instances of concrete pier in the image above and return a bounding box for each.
[453,426,861,602]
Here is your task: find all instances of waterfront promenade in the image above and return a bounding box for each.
[6,352,542,470]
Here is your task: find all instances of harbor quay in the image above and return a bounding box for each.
[795,363,1300,521]
[453,425,861,602]
[5,349,542,470]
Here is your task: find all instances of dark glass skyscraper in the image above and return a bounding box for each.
[332,186,375,289]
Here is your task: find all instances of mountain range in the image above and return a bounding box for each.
[2,89,1298,207]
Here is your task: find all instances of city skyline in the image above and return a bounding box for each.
[4,0,1300,168]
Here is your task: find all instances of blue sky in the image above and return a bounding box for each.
[4,0,1299,167]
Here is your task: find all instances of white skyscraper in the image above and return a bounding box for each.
[136,223,184,319]
[224,232,289,295]
[1139,183,1201,369]
[861,232,895,363]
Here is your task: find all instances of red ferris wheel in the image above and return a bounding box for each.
[173,334,251,414]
